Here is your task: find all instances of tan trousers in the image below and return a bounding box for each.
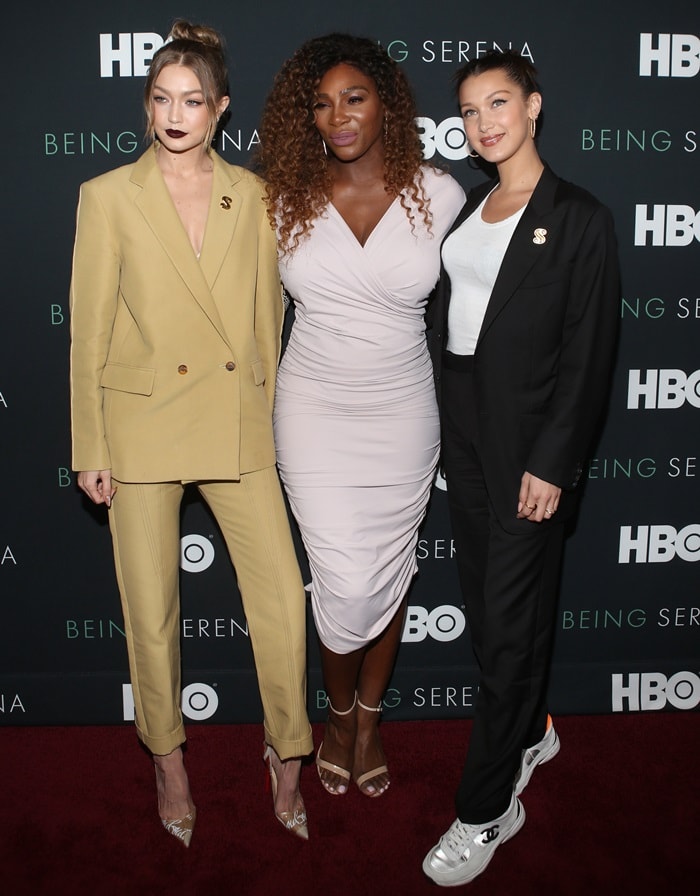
[108,467,312,758]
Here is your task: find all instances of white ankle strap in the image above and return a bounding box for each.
[327,692,357,716]
[357,697,382,713]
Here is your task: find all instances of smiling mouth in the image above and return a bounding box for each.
[166,129,187,138]
[481,134,503,147]
[330,132,357,146]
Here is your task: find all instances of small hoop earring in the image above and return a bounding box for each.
[321,137,328,156]
[529,117,537,139]
[466,142,479,159]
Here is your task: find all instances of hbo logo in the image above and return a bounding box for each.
[122,683,219,720]
[100,32,164,77]
[627,369,700,409]
[416,117,468,161]
[639,33,700,77]
[612,672,700,712]
[634,205,700,246]
[402,605,466,642]
[618,525,700,564]
[180,534,215,572]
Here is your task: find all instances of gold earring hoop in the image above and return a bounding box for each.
[321,137,328,157]
[529,117,537,139]
[466,142,479,159]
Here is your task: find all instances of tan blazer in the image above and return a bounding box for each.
[70,147,283,482]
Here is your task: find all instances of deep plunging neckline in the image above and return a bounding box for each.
[329,194,399,248]
[158,157,215,259]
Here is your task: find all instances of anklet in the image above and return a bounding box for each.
[327,693,357,716]
[357,697,382,713]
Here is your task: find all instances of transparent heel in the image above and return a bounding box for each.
[263,744,309,840]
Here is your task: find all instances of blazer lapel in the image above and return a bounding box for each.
[130,148,230,346]
[444,180,491,242]
[436,180,493,332]
[477,165,559,346]
[198,154,243,291]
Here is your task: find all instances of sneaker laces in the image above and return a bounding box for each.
[441,819,474,857]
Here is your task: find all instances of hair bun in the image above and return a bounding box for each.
[167,19,224,51]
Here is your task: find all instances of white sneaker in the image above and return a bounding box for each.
[422,794,525,887]
[514,715,560,796]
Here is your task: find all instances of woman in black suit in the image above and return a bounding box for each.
[422,50,619,887]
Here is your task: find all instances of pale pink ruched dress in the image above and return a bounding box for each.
[274,167,465,653]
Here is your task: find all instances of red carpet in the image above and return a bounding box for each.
[4,714,697,895]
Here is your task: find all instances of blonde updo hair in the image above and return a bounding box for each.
[144,20,229,147]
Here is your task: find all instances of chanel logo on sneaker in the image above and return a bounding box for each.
[478,825,500,844]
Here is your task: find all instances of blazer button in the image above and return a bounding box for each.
[178,364,188,375]
[225,361,236,371]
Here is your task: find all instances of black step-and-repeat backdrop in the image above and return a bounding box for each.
[2,0,698,728]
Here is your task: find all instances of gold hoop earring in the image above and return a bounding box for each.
[529,117,537,139]
[321,136,328,157]
[466,142,479,159]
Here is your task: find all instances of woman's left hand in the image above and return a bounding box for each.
[517,472,561,523]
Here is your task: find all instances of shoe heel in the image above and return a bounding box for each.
[263,744,309,841]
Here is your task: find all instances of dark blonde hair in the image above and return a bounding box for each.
[144,20,229,147]
[256,33,431,254]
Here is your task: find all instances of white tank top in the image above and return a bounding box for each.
[443,191,525,355]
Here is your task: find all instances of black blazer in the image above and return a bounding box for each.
[430,164,620,534]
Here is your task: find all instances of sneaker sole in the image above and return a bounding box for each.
[514,729,560,796]
[422,800,526,887]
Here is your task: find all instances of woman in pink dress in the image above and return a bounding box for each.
[258,34,464,798]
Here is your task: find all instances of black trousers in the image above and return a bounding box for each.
[441,354,565,823]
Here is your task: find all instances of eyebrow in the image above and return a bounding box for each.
[461,88,514,108]
[315,85,371,98]
[152,85,205,96]
[459,88,513,110]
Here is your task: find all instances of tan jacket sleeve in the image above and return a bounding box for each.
[69,180,120,472]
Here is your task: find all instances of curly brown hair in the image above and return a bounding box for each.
[256,33,431,253]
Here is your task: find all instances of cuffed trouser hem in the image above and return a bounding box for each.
[137,725,186,756]
[264,724,314,761]
[110,472,312,757]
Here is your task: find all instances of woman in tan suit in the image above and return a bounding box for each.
[69,21,312,846]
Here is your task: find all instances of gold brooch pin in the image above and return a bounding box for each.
[220,196,232,210]
[533,228,547,245]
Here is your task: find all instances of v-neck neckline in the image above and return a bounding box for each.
[328,194,400,249]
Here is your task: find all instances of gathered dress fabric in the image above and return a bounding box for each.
[274,167,465,654]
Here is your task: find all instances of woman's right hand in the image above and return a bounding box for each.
[77,470,116,507]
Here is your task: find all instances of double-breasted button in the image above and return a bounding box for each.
[225,361,236,371]
[178,364,188,375]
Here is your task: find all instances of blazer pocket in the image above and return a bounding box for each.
[519,260,574,290]
[100,362,155,395]
[251,359,266,386]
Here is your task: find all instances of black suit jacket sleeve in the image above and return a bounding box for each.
[525,201,620,490]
